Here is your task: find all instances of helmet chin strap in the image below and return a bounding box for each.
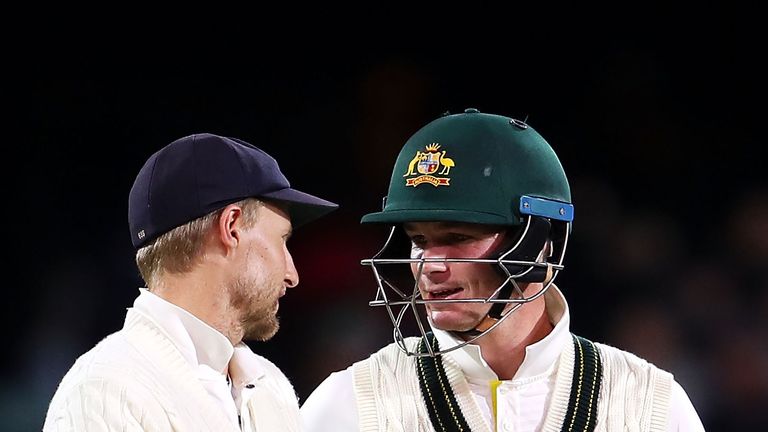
[456,216,554,338]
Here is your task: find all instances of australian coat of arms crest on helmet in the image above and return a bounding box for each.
[403,143,455,187]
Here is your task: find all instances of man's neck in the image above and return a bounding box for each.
[151,271,243,346]
[467,297,553,380]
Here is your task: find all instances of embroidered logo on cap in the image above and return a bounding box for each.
[403,143,455,187]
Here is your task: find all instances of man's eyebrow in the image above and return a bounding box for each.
[403,222,467,231]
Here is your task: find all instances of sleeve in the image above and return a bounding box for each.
[43,377,173,432]
[667,380,706,432]
[300,368,359,432]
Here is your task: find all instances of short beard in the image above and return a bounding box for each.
[229,275,280,342]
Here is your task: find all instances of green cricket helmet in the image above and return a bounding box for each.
[360,109,574,357]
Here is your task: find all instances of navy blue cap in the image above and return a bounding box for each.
[128,133,338,248]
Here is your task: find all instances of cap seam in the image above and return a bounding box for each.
[226,137,250,200]
[138,154,161,247]
[146,154,159,212]
[191,135,201,212]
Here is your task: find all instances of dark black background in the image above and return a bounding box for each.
[5,15,766,431]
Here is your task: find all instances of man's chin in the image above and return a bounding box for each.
[428,311,479,333]
[242,317,279,342]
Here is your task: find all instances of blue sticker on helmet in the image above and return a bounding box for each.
[519,195,574,222]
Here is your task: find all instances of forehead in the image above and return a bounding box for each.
[402,221,505,235]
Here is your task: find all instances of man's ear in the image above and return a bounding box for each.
[537,239,554,262]
[217,204,244,250]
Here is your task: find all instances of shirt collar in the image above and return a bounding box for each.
[432,285,571,382]
[229,343,267,388]
[132,288,234,375]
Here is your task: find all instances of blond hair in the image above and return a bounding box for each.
[135,198,263,288]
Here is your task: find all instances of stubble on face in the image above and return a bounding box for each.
[225,202,295,343]
[229,266,282,342]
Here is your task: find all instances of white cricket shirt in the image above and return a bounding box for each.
[134,289,240,427]
[300,287,705,431]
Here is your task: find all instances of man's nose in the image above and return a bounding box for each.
[419,246,449,275]
[284,248,299,288]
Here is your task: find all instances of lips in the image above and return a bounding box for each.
[425,287,464,300]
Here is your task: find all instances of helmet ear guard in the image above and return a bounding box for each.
[482,216,552,322]
[481,196,573,321]
[496,216,553,283]
[471,213,570,331]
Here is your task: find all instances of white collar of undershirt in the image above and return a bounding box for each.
[132,288,234,375]
[432,285,571,382]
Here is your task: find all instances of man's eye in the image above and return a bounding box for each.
[448,233,471,243]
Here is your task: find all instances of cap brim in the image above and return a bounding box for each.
[261,188,338,227]
[360,209,518,226]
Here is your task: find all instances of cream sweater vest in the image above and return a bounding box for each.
[352,337,672,432]
[45,309,301,432]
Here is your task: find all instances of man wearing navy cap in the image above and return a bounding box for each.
[44,133,337,431]
[301,110,704,431]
